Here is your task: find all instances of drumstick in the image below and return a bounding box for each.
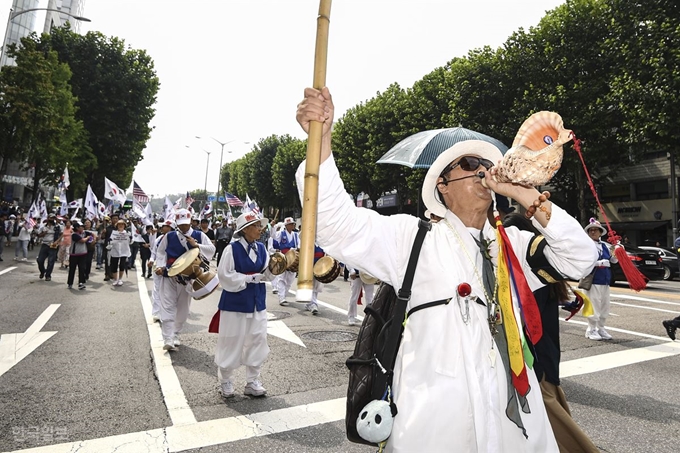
[297,0,332,303]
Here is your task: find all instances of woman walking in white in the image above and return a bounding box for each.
[109,219,132,287]
[14,217,32,261]
[583,219,618,340]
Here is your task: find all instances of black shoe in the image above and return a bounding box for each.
[104,277,111,281]
[662,321,677,341]
[45,276,51,281]
[39,273,44,279]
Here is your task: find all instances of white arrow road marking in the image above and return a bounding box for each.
[0,266,18,276]
[0,304,60,378]
[267,317,306,348]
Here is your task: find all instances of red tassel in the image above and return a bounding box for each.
[208,310,221,333]
[614,246,648,291]
[357,287,363,305]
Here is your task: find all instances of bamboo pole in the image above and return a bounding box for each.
[296,0,332,302]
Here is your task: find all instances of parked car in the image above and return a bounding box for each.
[610,244,665,285]
[638,246,679,280]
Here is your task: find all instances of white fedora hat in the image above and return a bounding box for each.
[234,212,268,234]
[421,140,503,218]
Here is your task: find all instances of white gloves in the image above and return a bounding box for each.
[596,259,611,268]
[248,273,264,284]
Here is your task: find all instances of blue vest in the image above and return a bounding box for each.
[278,231,299,253]
[165,229,203,266]
[593,242,612,285]
[218,241,267,313]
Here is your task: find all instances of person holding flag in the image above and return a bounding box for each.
[36,215,62,280]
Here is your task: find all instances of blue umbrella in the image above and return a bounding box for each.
[376,127,508,169]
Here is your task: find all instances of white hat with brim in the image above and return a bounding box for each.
[421,140,504,218]
[584,220,607,236]
[234,212,268,234]
[283,217,296,226]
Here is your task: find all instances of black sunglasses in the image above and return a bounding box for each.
[440,156,495,178]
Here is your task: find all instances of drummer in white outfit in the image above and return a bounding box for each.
[148,220,174,323]
[154,209,215,351]
[215,212,272,398]
[272,217,299,305]
[296,87,598,452]
[347,267,375,325]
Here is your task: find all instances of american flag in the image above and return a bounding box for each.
[25,216,36,230]
[225,192,243,206]
[133,181,149,204]
[185,191,195,208]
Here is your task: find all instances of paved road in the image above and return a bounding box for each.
[1,246,679,452]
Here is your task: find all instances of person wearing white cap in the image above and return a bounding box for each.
[148,220,175,323]
[295,87,597,453]
[272,217,300,306]
[154,209,216,351]
[582,218,618,341]
[214,211,272,398]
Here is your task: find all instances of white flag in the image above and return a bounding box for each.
[104,177,127,204]
[68,198,83,209]
[59,191,68,216]
[98,201,107,219]
[145,203,154,226]
[85,185,99,221]
[27,200,40,220]
[163,196,175,222]
[199,201,212,220]
[39,200,48,221]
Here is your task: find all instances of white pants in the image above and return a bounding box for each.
[348,278,374,320]
[276,271,296,302]
[585,283,610,329]
[271,274,281,292]
[215,310,270,384]
[158,277,191,342]
[151,274,162,318]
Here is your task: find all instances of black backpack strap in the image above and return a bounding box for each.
[374,219,431,394]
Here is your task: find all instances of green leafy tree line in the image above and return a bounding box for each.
[0,25,159,203]
[223,0,680,224]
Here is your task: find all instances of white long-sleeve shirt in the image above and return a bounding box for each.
[296,155,597,453]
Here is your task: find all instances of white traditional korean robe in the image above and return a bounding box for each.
[296,156,597,453]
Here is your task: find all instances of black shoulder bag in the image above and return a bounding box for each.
[345,219,431,445]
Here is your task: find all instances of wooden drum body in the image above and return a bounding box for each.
[313,255,341,284]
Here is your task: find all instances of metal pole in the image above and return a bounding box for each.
[204,151,210,195]
[216,142,225,200]
[671,153,677,246]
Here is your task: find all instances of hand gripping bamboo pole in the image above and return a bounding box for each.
[297,0,332,302]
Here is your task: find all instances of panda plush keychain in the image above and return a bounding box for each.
[356,391,398,451]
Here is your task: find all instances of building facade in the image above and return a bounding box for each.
[44,0,86,33]
[598,153,678,247]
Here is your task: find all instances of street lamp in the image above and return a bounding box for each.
[186,145,211,195]
[195,136,250,201]
[1,7,92,66]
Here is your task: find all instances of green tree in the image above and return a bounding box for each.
[332,83,411,205]
[39,26,160,196]
[0,35,93,200]
[271,138,307,216]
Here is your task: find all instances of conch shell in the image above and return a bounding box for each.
[494,111,573,187]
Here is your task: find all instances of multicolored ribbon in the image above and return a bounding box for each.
[494,215,543,396]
